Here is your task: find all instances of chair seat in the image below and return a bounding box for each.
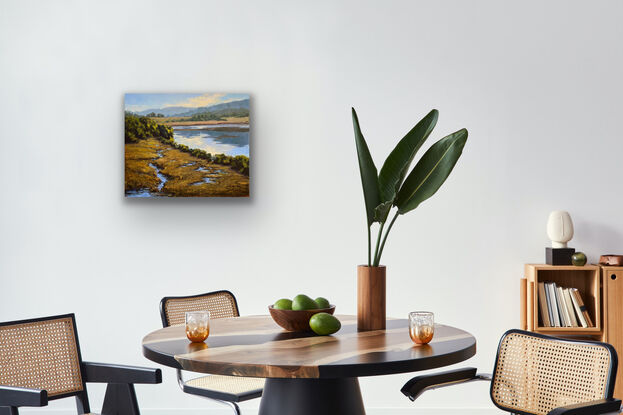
[183,375,264,403]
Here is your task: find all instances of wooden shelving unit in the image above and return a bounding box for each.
[520,264,623,398]
[523,264,601,336]
[603,266,623,399]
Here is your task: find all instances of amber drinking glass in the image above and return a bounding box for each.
[185,311,210,343]
[409,311,434,345]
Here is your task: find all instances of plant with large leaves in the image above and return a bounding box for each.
[353,108,468,267]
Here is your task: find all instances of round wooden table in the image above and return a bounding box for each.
[142,315,476,415]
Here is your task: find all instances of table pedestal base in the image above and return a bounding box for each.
[258,377,365,415]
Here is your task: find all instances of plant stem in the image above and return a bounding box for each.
[375,211,399,266]
[367,225,371,267]
[372,221,385,266]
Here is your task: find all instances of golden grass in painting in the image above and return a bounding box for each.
[124,139,163,193]
[125,138,249,197]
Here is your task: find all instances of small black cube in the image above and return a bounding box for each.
[545,247,576,265]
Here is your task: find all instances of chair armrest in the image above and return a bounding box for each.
[547,399,622,415]
[0,385,47,407]
[401,367,491,402]
[82,361,162,384]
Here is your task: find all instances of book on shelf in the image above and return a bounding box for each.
[563,288,578,327]
[571,288,594,327]
[538,282,551,327]
[545,284,555,325]
[546,282,561,327]
[537,282,594,328]
[570,288,588,328]
[555,286,569,327]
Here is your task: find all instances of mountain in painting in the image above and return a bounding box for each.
[137,99,250,117]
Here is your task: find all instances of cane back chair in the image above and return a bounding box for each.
[160,290,264,415]
[0,314,161,415]
[402,329,621,415]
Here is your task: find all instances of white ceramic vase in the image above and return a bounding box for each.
[546,210,574,248]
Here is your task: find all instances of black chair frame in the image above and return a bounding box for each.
[0,314,162,415]
[401,329,622,415]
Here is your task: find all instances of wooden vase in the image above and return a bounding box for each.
[357,265,386,331]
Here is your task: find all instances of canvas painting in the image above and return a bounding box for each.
[124,93,249,197]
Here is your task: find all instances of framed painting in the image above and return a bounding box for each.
[124,93,249,197]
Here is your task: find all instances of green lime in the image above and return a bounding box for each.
[292,294,318,310]
[310,313,341,335]
[315,297,331,309]
[273,298,292,310]
[572,252,587,266]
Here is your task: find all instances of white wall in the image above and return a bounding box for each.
[1,0,623,413]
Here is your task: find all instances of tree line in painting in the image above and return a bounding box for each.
[125,112,174,143]
[189,108,249,121]
[124,113,249,176]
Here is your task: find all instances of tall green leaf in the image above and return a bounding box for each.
[352,108,380,226]
[378,109,439,204]
[394,129,468,214]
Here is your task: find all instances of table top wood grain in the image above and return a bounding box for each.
[142,315,476,379]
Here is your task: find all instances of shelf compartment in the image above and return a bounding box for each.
[525,264,601,332]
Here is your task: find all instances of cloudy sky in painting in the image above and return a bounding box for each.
[124,93,248,112]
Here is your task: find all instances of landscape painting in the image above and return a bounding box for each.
[124,93,249,197]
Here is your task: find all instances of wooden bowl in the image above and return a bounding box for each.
[268,305,336,332]
[600,255,623,266]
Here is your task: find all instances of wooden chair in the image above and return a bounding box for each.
[0,314,161,415]
[159,291,264,415]
[402,329,621,414]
